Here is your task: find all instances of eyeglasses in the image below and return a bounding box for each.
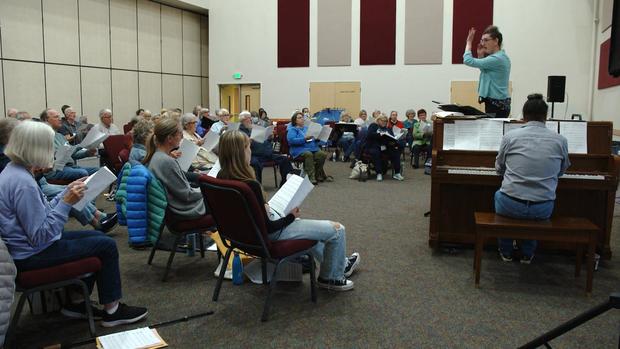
[480,37,494,43]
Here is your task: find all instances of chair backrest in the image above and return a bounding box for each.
[199,175,272,257]
[103,134,133,173]
[275,124,290,156]
[118,148,130,164]
[123,123,133,134]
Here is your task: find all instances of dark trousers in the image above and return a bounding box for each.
[366,146,401,174]
[14,230,122,305]
[412,143,432,168]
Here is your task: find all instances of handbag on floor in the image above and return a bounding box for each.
[349,161,368,180]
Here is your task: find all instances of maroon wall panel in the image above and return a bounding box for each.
[452,0,493,64]
[599,39,620,89]
[360,0,396,65]
[278,0,310,68]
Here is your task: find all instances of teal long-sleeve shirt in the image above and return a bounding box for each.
[463,49,511,100]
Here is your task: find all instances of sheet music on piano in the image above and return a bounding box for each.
[546,121,559,133]
[443,124,455,150]
[453,119,504,151]
[559,121,588,154]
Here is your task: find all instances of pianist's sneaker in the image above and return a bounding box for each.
[392,173,404,181]
[498,248,513,262]
[520,255,534,264]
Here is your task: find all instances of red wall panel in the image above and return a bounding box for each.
[278,0,310,68]
[599,39,620,89]
[452,0,494,64]
[360,0,396,65]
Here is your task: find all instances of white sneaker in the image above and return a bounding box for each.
[392,173,404,181]
[344,252,360,278]
[376,174,383,181]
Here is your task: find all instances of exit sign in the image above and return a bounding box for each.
[232,72,243,79]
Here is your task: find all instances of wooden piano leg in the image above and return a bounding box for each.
[474,231,484,288]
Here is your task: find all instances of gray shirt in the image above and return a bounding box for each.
[148,150,205,218]
[495,121,570,202]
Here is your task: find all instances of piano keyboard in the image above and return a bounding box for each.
[446,167,605,180]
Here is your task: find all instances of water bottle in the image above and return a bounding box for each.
[232,251,244,285]
[186,233,195,257]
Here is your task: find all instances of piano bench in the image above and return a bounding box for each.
[473,212,599,295]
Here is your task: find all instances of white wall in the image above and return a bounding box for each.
[0,0,209,126]
[592,0,620,132]
[207,0,597,119]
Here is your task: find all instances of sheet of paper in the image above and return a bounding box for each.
[503,122,522,135]
[306,122,322,138]
[74,167,117,211]
[317,125,333,142]
[176,139,200,172]
[226,122,240,132]
[268,175,314,216]
[250,125,274,143]
[207,159,221,177]
[392,126,405,140]
[454,120,480,150]
[434,111,464,118]
[443,123,455,150]
[53,144,75,171]
[477,119,504,151]
[97,327,166,349]
[79,127,109,149]
[546,121,559,133]
[201,130,220,152]
[559,121,588,154]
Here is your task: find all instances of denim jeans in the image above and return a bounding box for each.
[366,146,401,174]
[269,219,346,280]
[39,179,101,226]
[14,230,122,305]
[338,136,355,158]
[494,190,554,257]
[46,166,98,181]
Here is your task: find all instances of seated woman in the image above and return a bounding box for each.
[336,112,356,162]
[403,109,417,149]
[217,130,360,290]
[411,109,432,169]
[181,113,218,170]
[129,119,153,165]
[365,114,404,181]
[0,121,147,327]
[286,111,330,185]
[145,118,211,223]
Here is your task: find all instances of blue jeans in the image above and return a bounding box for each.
[39,179,101,226]
[338,136,355,158]
[13,230,122,305]
[494,190,554,257]
[46,165,98,181]
[269,219,347,280]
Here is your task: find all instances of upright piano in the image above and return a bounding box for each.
[429,119,620,258]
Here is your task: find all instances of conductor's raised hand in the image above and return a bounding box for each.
[63,181,86,205]
[466,27,476,51]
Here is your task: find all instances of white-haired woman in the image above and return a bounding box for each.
[0,121,147,327]
[181,113,218,170]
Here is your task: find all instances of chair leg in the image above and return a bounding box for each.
[6,292,28,347]
[162,235,182,282]
[261,258,268,285]
[147,227,165,265]
[273,165,278,188]
[261,261,280,322]
[78,280,96,337]
[213,248,232,302]
[309,254,317,303]
[199,233,205,259]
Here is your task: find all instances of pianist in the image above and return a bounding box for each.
[494,94,570,264]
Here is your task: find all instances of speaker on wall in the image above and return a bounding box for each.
[547,76,566,103]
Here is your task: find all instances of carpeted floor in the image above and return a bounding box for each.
[12,160,620,348]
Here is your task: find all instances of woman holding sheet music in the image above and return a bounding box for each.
[365,114,404,181]
[217,131,360,291]
[0,121,148,327]
[287,111,330,185]
[181,113,218,170]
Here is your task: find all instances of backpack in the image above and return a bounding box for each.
[349,161,368,181]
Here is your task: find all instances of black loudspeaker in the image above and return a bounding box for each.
[547,76,566,103]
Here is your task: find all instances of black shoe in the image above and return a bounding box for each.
[101,303,148,328]
[61,301,106,320]
[99,213,118,233]
[317,277,354,291]
[344,253,360,278]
